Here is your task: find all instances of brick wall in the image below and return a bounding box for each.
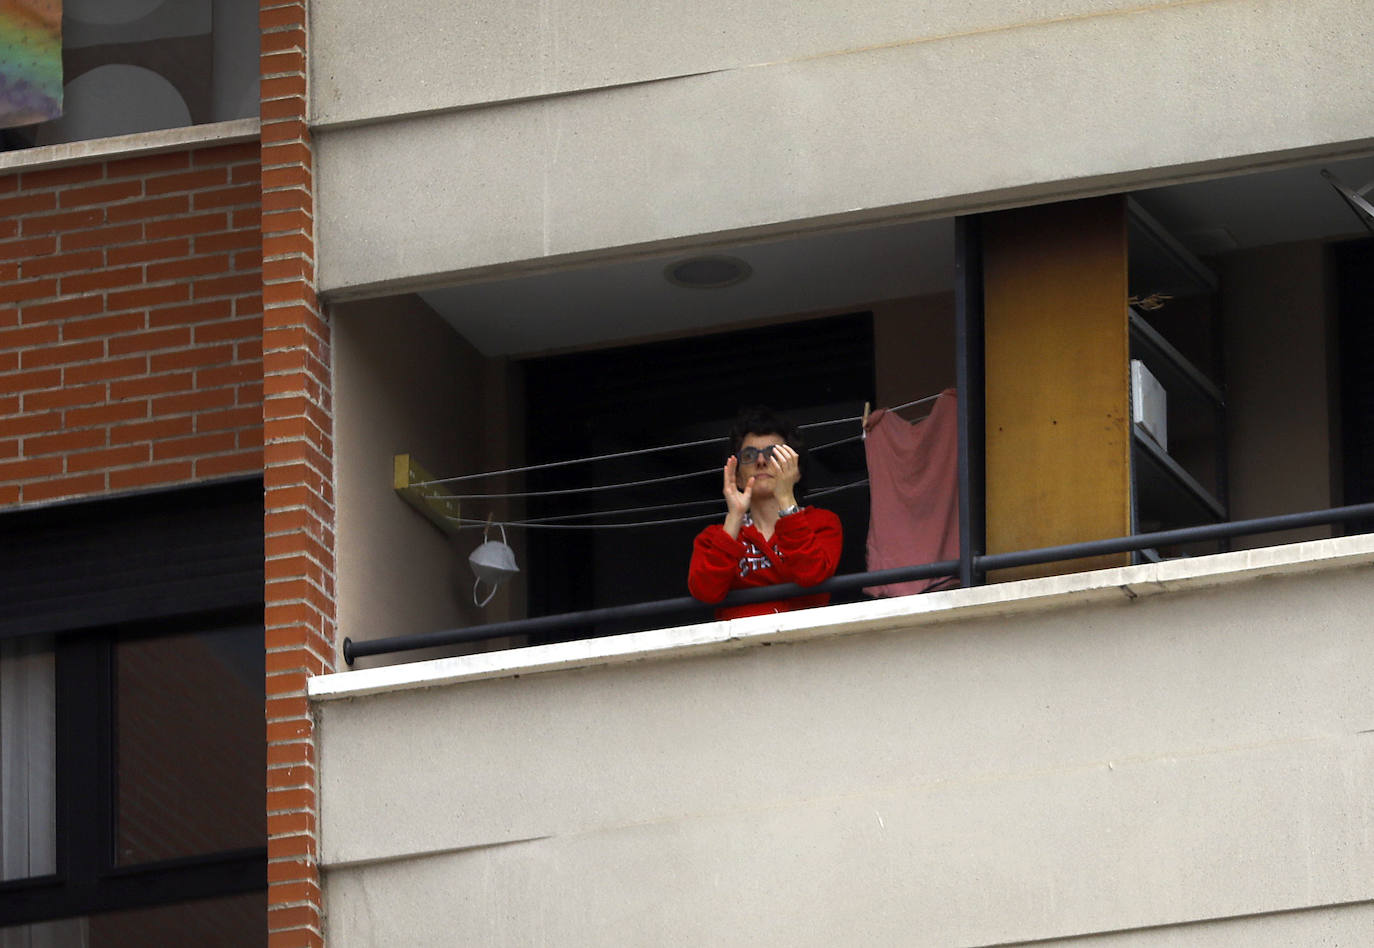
[0,140,263,506]
[260,1,333,944]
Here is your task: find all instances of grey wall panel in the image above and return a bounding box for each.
[316,562,1374,944]
[309,0,1161,128]
[314,0,1374,297]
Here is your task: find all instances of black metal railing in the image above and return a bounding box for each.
[343,500,1374,664]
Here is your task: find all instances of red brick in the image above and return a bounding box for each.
[195,142,260,166]
[147,298,232,327]
[233,249,263,271]
[0,278,57,304]
[23,208,104,236]
[0,323,60,351]
[0,367,61,395]
[230,163,261,185]
[0,176,15,194]
[262,51,306,77]
[0,235,58,262]
[65,401,148,427]
[23,384,104,411]
[106,194,190,223]
[266,811,315,838]
[66,443,149,472]
[150,387,236,415]
[23,473,105,503]
[0,191,57,217]
[0,409,61,436]
[144,213,228,240]
[195,272,261,299]
[20,294,103,324]
[198,363,260,389]
[0,352,15,373]
[0,438,16,459]
[196,229,259,254]
[147,254,230,282]
[265,904,318,933]
[194,184,260,210]
[24,427,105,455]
[108,237,190,266]
[261,142,312,171]
[150,343,233,373]
[0,485,17,504]
[110,416,197,446]
[193,317,261,344]
[260,78,307,106]
[62,263,146,294]
[106,150,190,179]
[265,695,309,721]
[232,207,261,229]
[20,340,103,369]
[262,28,305,54]
[152,431,236,460]
[265,719,311,744]
[108,460,196,491]
[260,210,312,239]
[21,163,104,190]
[59,180,143,208]
[21,249,103,278]
[61,311,145,340]
[263,257,311,283]
[0,456,65,481]
[196,450,263,478]
[106,283,191,313]
[108,327,192,355]
[109,372,193,400]
[64,355,148,385]
[145,169,229,197]
[60,222,142,251]
[265,857,317,886]
[236,295,264,317]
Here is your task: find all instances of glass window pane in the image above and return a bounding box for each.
[115,621,264,866]
[0,637,57,881]
[1,891,266,948]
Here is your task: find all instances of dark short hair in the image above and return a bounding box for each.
[729,406,808,493]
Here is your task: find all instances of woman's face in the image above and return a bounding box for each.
[735,433,786,496]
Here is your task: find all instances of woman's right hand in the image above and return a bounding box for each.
[722,456,752,538]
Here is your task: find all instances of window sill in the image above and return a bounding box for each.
[0,119,261,174]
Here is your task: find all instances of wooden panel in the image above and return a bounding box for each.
[984,196,1131,580]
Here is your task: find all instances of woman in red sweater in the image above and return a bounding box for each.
[688,407,843,619]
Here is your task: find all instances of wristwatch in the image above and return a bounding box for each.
[778,503,801,518]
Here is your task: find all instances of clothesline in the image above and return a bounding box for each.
[413,393,941,488]
[447,479,871,530]
[433,431,877,501]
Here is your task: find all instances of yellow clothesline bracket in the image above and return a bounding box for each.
[393,454,461,536]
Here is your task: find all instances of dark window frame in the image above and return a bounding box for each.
[0,479,267,931]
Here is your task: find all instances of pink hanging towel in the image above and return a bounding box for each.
[864,388,960,597]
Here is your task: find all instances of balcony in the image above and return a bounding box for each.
[309,534,1374,945]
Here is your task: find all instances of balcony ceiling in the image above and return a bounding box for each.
[421,153,1374,358]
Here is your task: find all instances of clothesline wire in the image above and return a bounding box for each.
[432,429,879,502]
[448,479,871,530]
[413,392,941,488]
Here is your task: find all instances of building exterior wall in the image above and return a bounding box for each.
[309,0,1374,297]
[312,541,1374,946]
[0,139,264,505]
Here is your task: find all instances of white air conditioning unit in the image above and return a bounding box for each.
[1131,359,1167,451]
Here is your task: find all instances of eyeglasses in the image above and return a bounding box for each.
[736,445,780,465]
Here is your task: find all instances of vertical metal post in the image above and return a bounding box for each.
[954,215,986,587]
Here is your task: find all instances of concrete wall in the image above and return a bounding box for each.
[310,0,1374,297]
[1221,239,1338,547]
[332,297,524,665]
[314,541,1374,945]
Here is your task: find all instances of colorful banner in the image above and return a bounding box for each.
[0,0,62,129]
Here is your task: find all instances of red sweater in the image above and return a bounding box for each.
[688,507,843,619]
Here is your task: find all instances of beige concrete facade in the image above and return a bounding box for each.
[312,537,1374,945]
[311,0,1374,296]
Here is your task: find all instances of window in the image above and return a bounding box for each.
[0,480,265,941]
